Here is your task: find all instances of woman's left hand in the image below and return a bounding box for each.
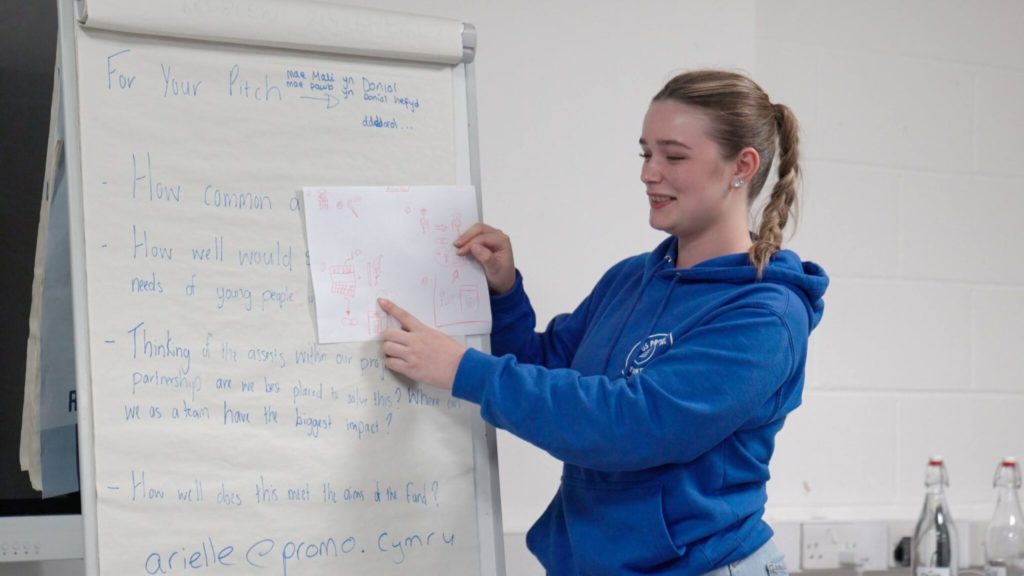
[378,298,466,391]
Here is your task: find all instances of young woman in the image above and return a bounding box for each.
[378,69,828,576]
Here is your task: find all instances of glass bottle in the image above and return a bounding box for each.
[986,457,1024,576]
[912,456,958,576]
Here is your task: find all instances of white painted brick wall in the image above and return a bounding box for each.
[757,0,1024,528]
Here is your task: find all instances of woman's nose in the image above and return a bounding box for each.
[641,160,661,184]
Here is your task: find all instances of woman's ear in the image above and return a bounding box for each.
[733,146,761,185]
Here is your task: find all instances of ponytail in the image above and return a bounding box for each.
[749,102,800,278]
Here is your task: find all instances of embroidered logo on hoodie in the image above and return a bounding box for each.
[622,333,674,376]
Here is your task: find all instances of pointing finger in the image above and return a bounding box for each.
[377,298,425,331]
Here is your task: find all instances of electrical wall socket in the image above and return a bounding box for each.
[801,522,888,571]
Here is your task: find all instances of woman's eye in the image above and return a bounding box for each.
[638,152,651,160]
[667,157,686,162]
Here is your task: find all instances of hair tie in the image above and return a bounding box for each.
[772,102,785,124]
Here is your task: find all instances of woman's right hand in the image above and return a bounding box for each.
[454,223,516,295]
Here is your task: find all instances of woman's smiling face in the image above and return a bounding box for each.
[639,100,737,240]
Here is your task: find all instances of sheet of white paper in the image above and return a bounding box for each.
[21,70,66,490]
[303,186,491,343]
[39,137,82,497]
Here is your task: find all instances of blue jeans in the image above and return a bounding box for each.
[703,540,789,576]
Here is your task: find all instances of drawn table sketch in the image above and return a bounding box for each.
[303,186,492,343]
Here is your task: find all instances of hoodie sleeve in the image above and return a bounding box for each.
[453,304,799,472]
[488,270,595,370]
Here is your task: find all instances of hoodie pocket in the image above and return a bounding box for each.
[560,476,680,574]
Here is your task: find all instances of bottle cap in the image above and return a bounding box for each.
[1002,457,1017,467]
[928,456,944,465]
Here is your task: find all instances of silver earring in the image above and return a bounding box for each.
[733,179,743,188]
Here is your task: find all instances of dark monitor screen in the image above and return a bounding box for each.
[0,1,81,518]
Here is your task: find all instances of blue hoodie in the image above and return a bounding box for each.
[452,236,828,575]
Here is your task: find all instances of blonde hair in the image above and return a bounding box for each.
[652,69,800,277]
